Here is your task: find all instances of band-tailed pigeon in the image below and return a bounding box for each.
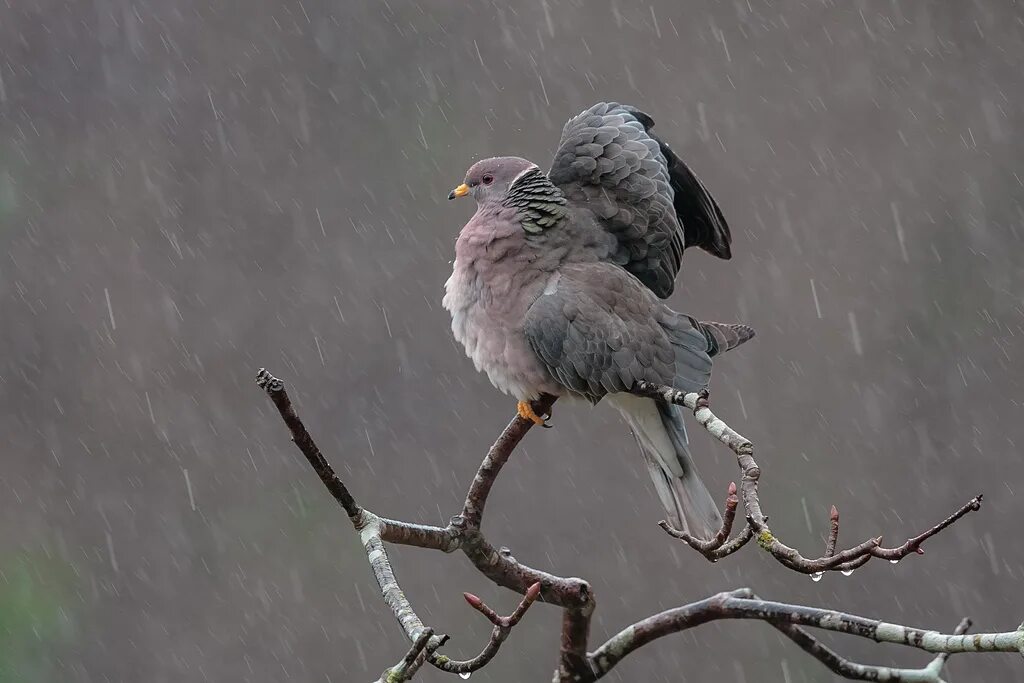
[443,102,753,539]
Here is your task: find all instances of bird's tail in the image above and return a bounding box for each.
[698,321,756,357]
[609,394,722,540]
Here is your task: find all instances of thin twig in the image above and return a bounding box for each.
[256,368,361,521]
[428,581,543,676]
[659,481,740,555]
[771,616,972,682]
[707,523,755,559]
[437,583,544,675]
[870,497,984,562]
[464,582,542,627]
[825,505,840,558]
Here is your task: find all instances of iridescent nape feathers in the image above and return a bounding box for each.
[503,168,568,234]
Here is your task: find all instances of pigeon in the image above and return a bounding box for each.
[443,102,753,539]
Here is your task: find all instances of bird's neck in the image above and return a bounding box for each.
[502,168,568,234]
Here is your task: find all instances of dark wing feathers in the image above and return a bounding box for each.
[625,104,731,260]
[659,135,732,260]
[523,264,714,402]
[548,102,731,298]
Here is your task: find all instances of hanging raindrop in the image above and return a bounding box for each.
[459,673,472,680]
[841,569,854,577]
[810,572,824,582]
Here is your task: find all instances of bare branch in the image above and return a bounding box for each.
[376,516,461,553]
[256,369,458,551]
[558,606,594,683]
[632,381,983,575]
[357,513,449,651]
[258,368,1022,682]
[928,618,974,669]
[461,395,557,528]
[771,616,973,681]
[457,529,593,609]
[658,481,755,560]
[870,497,984,562]
[374,628,439,683]
[588,589,1024,680]
[256,368,361,521]
[428,581,544,677]
[451,405,595,612]
[464,582,542,627]
[433,583,544,675]
[257,369,547,679]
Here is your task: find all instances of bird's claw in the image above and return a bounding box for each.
[517,400,551,427]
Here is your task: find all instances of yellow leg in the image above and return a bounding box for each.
[517,400,547,426]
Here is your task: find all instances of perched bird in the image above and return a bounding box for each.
[443,102,753,539]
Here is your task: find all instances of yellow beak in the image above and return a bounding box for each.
[448,183,469,200]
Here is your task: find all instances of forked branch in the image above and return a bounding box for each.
[374,628,438,683]
[589,589,1022,681]
[257,369,1022,682]
[632,381,983,576]
[256,369,545,678]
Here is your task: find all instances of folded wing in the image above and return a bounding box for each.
[522,263,714,401]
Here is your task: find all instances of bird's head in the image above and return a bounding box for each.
[448,156,538,205]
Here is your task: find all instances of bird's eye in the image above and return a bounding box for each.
[482,174,494,185]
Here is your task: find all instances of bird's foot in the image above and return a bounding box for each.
[517,400,551,428]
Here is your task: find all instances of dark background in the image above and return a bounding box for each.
[2,1,1022,681]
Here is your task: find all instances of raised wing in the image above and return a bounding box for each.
[548,102,731,299]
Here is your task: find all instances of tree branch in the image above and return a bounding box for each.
[771,616,974,682]
[461,394,557,529]
[257,368,1021,682]
[449,583,543,674]
[657,481,756,560]
[356,512,449,651]
[256,368,362,521]
[374,628,439,683]
[257,369,546,679]
[632,381,983,575]
[588,589,1024,681]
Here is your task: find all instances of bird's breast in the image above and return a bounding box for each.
[442,251,560,400]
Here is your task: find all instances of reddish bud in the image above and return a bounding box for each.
[727,482,738,496]
[463,592,482,609]
[830,505,839,521]
[525,582,542,601]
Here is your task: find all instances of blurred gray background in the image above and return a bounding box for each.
[2,1,1022,681]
